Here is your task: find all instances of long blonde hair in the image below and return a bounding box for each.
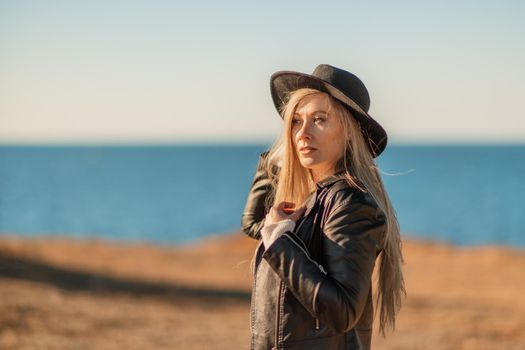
[255,88,406,338]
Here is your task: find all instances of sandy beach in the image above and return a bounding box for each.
[1,232,524,350]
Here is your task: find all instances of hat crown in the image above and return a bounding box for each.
[311,64,370,112]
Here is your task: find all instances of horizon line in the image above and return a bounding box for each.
[0,140,524,147]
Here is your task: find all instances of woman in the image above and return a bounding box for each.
[241,64,405,350]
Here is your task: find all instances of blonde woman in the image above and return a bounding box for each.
[241,64,406,350]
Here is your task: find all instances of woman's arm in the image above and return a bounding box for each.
[261,190,386,333]
[240,151,277,240]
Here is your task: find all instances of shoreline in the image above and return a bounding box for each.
[1,232,524,349]
[3,230,524,250]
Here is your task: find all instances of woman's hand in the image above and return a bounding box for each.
[260,201,307,249]
[265,201,307,226]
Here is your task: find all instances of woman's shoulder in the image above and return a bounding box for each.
[322,180,387,245]
[324,179,379,212]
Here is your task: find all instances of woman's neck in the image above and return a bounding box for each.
[311,166,346,184]
[312,169,335,183]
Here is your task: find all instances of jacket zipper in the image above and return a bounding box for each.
[291,196,325,332]
[272,211,309,349]
[291,193,328,275]
[251,240,264,349]
[275,280,283,349]
[282,233,327,275]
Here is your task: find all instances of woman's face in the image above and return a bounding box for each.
[291,93,345,182]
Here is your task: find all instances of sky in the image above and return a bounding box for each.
[1,0,524,144]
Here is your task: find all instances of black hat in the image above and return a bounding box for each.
[270,64,388,158]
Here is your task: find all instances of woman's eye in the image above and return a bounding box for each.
[291,116,325,125]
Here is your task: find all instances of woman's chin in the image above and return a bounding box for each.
[299,159,320,169]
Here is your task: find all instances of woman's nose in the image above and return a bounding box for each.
[296,120,312,140]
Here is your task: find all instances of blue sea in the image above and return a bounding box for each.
[0,144,524,248]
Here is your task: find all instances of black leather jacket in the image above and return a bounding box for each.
[241,152,386,350]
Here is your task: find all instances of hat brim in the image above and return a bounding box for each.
[270,70,388,158]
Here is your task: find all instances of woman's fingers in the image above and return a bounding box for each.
[267,201,307,224]
[278,201,295,210]
[289,205,306,221]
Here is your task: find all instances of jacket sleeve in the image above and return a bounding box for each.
[261,191,386,333]
[240,151,277,240]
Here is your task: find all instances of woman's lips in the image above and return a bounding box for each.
[299,148,317,154]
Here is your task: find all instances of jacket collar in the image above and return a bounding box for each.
[301,171,346,219]
[315,170,346,190]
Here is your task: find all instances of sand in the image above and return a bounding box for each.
[1,232,524,350]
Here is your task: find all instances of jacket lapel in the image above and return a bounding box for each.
[303,190,318,218]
